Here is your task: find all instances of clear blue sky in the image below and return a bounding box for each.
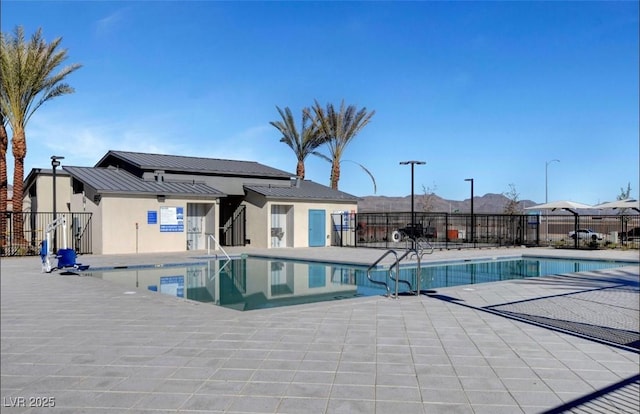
[3,1,639,204]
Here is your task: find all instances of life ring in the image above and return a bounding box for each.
[392,230,402,242]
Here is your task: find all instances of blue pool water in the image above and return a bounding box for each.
[87,256,636,311]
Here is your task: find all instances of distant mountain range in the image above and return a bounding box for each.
[357,193,538,214]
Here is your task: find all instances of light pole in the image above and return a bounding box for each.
[51,155,64,252]
[465,178,474,248]
[545,159,559,244]
[400,161,426,244]
[545,159,560,204]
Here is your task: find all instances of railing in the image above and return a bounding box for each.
[222,205,246,246]
[392,248,421,295]
[206,234,232,282]
[207,234,230,259]
[340,211,640,250]
[1,211,93,257]
[366,249,398,298]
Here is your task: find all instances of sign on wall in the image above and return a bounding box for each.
[160,276,184,297]
[160,206,184,232]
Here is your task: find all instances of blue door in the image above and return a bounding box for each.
[308,210,326,247]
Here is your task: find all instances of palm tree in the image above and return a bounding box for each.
[0,26,81,243]
[269,106,322,179]
[0,112,8,248]
[311,100,376,191]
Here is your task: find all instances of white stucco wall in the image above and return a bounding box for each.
[69,194,218,255]
[244,199,268,248]
[287,201,356,248]
[23,175,72,214]
[244,196,357,248]
[69,191,101,254]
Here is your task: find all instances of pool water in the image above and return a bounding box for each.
[86,256,635,311]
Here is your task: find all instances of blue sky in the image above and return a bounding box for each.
[3,1,639,204]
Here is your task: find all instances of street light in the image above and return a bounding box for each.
[545,159,560,203]
[51,155,64,252]
[464,178,474,248]
[400,161,426,245]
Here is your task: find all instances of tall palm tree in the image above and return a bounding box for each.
[0,26,81,243]
[311,100,376,191]
[269,106,322,179]
[0,112,8,248]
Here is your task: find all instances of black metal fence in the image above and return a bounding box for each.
[1,211,93,257]
[331,212,640,250]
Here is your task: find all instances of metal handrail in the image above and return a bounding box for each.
[392,248,421,295]
[410,237,433,259]
[206,234,232,282]
[366,249,399,298]
[207,234,230,260]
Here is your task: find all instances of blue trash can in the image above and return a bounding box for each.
[57,248,76,268]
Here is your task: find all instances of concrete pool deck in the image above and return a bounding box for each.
[1,246,639,413]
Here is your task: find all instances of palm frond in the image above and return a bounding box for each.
[342,159,377,194]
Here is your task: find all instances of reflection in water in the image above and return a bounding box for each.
[87,257,630,311]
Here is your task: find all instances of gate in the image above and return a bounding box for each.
[221,205,246,246]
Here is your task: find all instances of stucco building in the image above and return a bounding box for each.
[23,150,359,255]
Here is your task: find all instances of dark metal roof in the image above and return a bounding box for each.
[63,166,225,198]
[244,180,359,202]
[97,150,293,178]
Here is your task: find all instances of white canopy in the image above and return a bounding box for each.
[594,199,639,212]
[525,200,594,248]
[525,200,593,214]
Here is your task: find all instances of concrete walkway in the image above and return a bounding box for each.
[1,247,639,413]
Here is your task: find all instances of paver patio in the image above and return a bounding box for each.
[1,247,638,413]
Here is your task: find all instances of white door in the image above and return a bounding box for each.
[187,204,204,250]
[271,205,289,248]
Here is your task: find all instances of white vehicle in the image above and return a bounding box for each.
[568,229,603,241]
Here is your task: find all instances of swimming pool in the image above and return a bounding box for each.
[86,256,636,311]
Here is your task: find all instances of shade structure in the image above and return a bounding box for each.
[594,199,639,213]
[525,200,594,213]
[525,200,594,249]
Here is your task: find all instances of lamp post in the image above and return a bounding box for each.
[51,155,64,252]
[400,161,426,245]
[465,178,474,248]
[545,159,559,244]
[545,159,560,204]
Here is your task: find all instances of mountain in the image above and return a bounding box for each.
[357,193,538,213]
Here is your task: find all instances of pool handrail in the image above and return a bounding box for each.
[392,248,421,295]
[207,234,230,261]
[415,237,434,257]
[366,249,399,298]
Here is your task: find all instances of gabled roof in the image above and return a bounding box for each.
[24,168,70,194]
[63,166,224,198]
[96,150,293,178]
[245,180,359,202]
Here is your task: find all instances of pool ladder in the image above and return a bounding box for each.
[367,248,422,299]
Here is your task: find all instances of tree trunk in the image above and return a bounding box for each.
[330,159,341,190]
[296,160,305,179]
[0,121,8,249]
[11,126,26,245]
